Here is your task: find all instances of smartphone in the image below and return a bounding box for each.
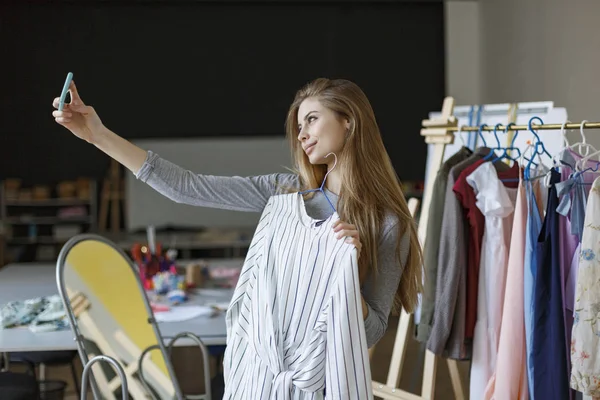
[58,72,74,111]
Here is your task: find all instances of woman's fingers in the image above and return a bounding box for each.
[52,110,72,124]
[333,221,356,232]
[69,80,83,105]
[335,229,359,240]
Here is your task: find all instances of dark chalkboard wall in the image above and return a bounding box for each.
[0,1,444,185]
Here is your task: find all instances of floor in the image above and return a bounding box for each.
[25,316,471,399]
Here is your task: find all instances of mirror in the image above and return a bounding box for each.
[56,234,183,399]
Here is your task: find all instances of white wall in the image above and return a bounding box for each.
[446,0,600,146]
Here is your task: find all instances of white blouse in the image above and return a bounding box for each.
[571,176,600,396]
[223,193,373,399]
[466,162,518,400]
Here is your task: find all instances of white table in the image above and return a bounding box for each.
[0,260,242,352]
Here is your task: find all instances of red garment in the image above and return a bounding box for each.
[453,159,520,340]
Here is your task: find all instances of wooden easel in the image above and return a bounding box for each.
[99,159,124,233]
[371,97,465,400]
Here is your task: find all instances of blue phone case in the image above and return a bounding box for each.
[58,72,74,111]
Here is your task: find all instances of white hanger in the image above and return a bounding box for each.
[560,120,571,147]
[549,120,573,169]
[569,120,596,161]
[576,145,600,173]
[455,125,467,147]
[573,121,600,171]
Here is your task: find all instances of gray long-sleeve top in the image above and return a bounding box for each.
[136,151,410,347]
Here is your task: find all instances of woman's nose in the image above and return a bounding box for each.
[297,128,308,141]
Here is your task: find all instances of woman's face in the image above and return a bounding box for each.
[297,97,349,166]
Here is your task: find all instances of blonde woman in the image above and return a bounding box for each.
[51,77,423,351]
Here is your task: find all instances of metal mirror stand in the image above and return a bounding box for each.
[81,355,128,400]
[139,332,212,400]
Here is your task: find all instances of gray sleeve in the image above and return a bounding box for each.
[426,174,466,356]
[415,169,448,342]
[362,219,409,348]
[135,151,299,213]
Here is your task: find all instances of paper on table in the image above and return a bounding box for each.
[154,306,214,322]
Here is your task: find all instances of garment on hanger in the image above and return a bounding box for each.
[417,146,472,343]
[532,169,570,399]
[523,174,546,399]
[570,175,600,397]
[466,162,518,400]
[453,159,519,342]
[485,177,528,400]
[557,150,600,366]
[428,146,493,359]
[523,180,543,399]
[223,193,373,400]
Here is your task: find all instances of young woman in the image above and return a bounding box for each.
[51,77,423,348]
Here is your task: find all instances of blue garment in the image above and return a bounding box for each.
[524,180,543,399]
[532,169,569,399]
[556,173,588,240]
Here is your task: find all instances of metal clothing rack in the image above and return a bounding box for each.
[431,121,600,132]
[373,96,600,400]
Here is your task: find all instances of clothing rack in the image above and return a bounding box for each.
[434,121,600,132]
[374,96,600,400]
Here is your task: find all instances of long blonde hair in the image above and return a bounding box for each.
[284,78,423,313]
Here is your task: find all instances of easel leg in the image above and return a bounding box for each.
[447,359,465,399]
[421,351,437,400]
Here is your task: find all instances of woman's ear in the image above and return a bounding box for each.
[345,119,351,131]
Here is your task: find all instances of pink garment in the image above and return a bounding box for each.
[484,180,528,400]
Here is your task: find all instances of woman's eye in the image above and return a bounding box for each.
[308,116,317,123]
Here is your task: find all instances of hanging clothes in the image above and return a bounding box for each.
[553,149,600,400]
[466,162,518,400]
[532,169,570,399]
[453,159,519,343]
[223,193,372,400]
[417,147,473,343]
[570,176,600,397]
[523,174,546,399]
[428,146,494,359]
[485,177,528,400]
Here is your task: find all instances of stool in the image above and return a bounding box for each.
[10,350,79,395]
[0,371,39,400]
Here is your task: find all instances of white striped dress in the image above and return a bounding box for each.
[223,192,373,399]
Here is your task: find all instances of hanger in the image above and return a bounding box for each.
[549,120,573,169]
[483,123,502,161]
[569,120,597,158]
[561,120,571,148]
[476,123,488,150]
[298,152,338,212]
[524,116,552,181]
[455,125,467,148]
[574,143,600,178]
[494,122,524,164]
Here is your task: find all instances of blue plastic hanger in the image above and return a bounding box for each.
[494,122,523,164]
[524,116,552,181]
[298,152,337,212]
[477,123,488,150]
[483,123,502,161]
[528,116,552,159]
